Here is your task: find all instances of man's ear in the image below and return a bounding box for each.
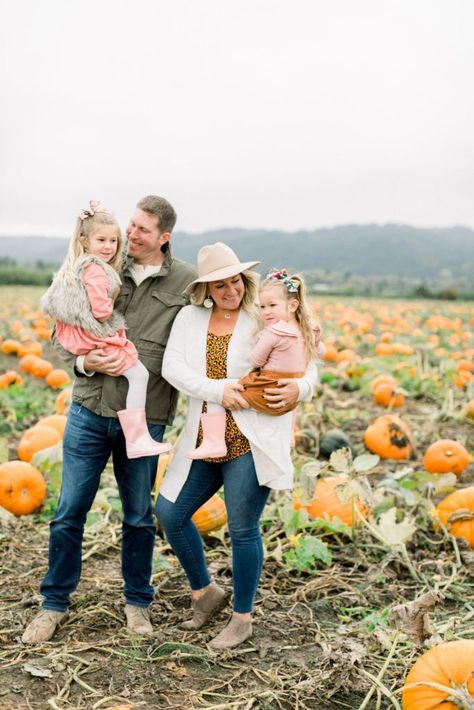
[160,231,171,247]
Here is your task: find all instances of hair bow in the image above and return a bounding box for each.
[79,200,101,220]
[266,268,298,293]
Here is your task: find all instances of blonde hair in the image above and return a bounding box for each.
[57,206,123,284]
[259,272,315,364]
[189,269,260,320]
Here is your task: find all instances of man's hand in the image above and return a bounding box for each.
[83,348,125,376]
[263,378,299,410]
[222,382,249,410]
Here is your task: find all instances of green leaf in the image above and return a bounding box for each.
[284,534,332,570]
[310,517,352,537]
[372,507,416,546]
[353,454,380,473]
[328,448,353,473]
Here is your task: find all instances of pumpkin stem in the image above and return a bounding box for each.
[401,680,474,709]
[448,509,474,524]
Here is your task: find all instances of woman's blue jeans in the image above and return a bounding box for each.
[40,402,164,611]
[155,453,270,614]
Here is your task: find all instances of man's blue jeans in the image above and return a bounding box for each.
[40,402,163,611]
[155,453,270,614]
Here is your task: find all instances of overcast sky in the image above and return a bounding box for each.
[2,0,474,236]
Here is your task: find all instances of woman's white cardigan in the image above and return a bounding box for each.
[159,305,317,503]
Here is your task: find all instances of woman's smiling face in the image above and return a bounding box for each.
[207,274,245,312]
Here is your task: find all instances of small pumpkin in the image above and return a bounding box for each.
[17,425,61,462]
[16,341,43,358]
[19,353,41,373]
[319,429,355,459]
[433,486,474,548]
[0,461,47,516]
[364,414,413,460]
[153,451,173,495]
[391,342,414,356]
[0,339,21,355]
[30,358,54,378]
[36,414,68,438]
[45,368,71,388]
[54,388,73,415]
[423,439,470,477]
[375,342,395,356]
[0,370,23,388]
[373,382,405,408]
[402,639,474,709]
[370,373,397,392]
[294,476,368,526]
[192,494,227,534]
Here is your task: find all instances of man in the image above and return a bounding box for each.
[22,195,196,643]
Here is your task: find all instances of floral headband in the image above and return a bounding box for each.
[266,268,299,293]
[79,200,102,221]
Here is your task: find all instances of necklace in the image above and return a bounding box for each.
[224,312,231,320]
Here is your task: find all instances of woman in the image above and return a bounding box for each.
[156,242,317,649]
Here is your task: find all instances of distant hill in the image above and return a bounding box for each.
[1,224,474,283]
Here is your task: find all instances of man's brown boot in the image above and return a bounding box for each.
[21,610,68,644]
[124,604,153,636]
[182,585,229,630]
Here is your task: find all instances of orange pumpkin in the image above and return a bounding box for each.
[19,353,41,373]
[0,370,23,388]
[153,451,173,495]
[36,414,68,438]
[434,487,474,548]
[0,339,21,355]
[423,439,470,477]
[16,341,43,358]
[375,342,395,356]
[391,343,414,356]
[0,461,47,516]
[370,374,397,392]
[373,382,405,408]
[30,358,54,378]
[192,494,227,534]
[294,476,368,526]
[45,368,71,388]
[54,388,72,415]
[321,344,339,362]
[402,640,474,709]
[17,425,61,462]
[364,415,413,460]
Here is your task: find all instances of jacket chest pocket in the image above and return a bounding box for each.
[138,290,187,350]
[114,287,133,315]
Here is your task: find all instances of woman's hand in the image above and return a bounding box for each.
[83,348,124,376]
[222,382,249,410]
[263,378,299,410]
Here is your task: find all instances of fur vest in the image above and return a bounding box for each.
[40,255,126,338]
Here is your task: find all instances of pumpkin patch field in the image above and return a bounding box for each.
[1,285,474,710]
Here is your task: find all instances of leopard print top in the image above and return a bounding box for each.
[195,332,250,462]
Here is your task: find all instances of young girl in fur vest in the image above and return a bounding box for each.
[41,201,171,459]
[188,268,325,459]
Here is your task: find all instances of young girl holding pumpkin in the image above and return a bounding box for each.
[41,201,171,459]
[188,268,325,459]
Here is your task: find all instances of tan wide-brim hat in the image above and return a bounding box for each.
[185,242,260,293]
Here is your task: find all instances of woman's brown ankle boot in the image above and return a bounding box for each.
[209,615,252,649]
[181,585,229,630]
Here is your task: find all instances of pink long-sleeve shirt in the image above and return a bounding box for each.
[55,263,137,372]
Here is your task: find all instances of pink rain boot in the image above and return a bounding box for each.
[117,408,172,459]
[187,412,227,460]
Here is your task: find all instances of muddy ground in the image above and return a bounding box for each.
[1,346,474,709]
